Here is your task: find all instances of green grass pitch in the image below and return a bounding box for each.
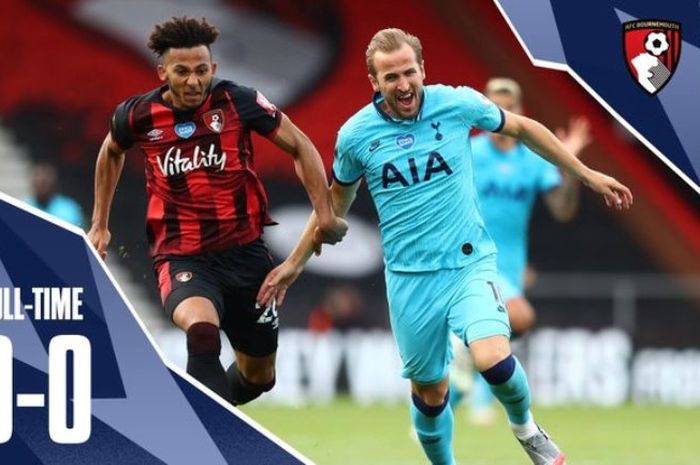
[242,398,700,465]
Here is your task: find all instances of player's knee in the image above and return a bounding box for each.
[510,311,535,337]
[242,366,276,387]
[411,389,450,417]
[480,354,516,385]
[470,336,511,372]
[186,322,221,355]
[412,381,449,407]
[238,356,276,386]
[507,298,536,336]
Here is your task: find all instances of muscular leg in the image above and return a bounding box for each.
[465,297,535,424]
[470,335,566,464]
[469,335,535,434]
[410,378,455,465]
[173,297,232,403]
[226,351,276,406]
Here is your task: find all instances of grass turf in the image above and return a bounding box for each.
[241,398,700,465]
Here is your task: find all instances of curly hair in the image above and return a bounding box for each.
[147,17,220,57]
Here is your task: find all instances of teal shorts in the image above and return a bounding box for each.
[497,274,522,303]
[385,255,511,385]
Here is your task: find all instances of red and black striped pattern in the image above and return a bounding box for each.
[111,79,281,259]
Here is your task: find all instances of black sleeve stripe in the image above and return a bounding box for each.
[332,169,362,186]
[492,107,506,133]
[222,82,281,136]
[259,108,282,137]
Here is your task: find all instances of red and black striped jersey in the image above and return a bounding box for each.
[110,78,281,260]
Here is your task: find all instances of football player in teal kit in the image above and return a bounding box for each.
[451,78,592,424]
[258,29,631,465]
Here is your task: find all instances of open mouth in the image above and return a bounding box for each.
[397,92,414,110]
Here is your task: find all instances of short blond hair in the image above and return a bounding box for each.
[366,28,423,76]
[485,77,522,101]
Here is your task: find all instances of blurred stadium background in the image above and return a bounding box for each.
[2,0,699,463]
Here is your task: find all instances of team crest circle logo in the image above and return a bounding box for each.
[203,109,225,133]
[175,271,192,283]
[623,20,681,95]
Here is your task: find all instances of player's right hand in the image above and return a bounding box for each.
[582,169,633,210]
[257,260,303,308]
[87,226,111,260]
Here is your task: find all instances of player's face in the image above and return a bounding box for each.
[158,45,217,110]
[369,43,425,119]
[487,92,522,115]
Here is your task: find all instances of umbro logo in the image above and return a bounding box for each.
[147,129,164,141]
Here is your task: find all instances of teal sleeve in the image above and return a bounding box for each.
[455,86,505,132]
[331,129,363,185]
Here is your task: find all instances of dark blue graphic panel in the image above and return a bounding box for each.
[0,197,309,464]
[498,0,700,190]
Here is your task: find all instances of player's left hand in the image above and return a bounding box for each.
[582,169,633,210]
[313,215,348,255]
[256,260,303,308]
[556,116,592,158]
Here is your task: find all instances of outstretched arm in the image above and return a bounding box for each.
[544,116,592,222]
[87,133,126,260]
[500,111,632,210]
[256,180,361,307]
[272,114,348,244]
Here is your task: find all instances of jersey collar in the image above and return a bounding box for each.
[372,90,425,124]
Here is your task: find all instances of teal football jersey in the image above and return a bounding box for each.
[333,84,503,271]
[471,133,561,291]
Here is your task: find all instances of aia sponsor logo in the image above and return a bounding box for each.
[156,143,227,177]
[623,20,681,95]
[203,109,224,133]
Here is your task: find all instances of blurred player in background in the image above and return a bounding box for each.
[25,162,84,228]
[258,28,631,465]
[88,17,347,406]
[451,78,592,424]
[307,284,367,333]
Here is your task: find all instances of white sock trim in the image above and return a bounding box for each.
[510,418,538,440]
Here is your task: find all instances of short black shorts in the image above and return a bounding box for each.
[155,237,277,357]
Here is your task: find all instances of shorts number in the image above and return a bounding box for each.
[486,281,504,304]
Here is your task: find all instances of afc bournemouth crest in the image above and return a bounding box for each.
[203,109,224,133]
[623,20,681,95]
